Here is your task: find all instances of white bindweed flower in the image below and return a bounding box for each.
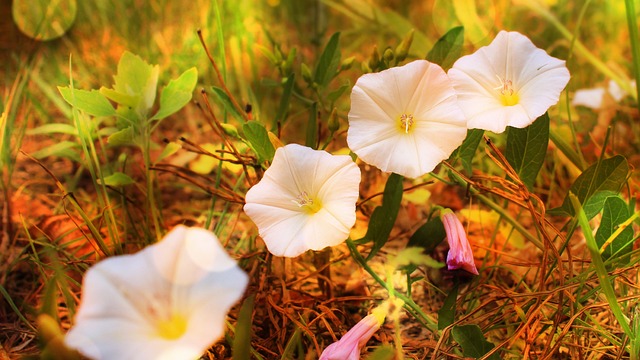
[448,30,570,133]
[572,79,635,109]
[244,143,361,257]
[64,226,248,360]
[347,60,468,178]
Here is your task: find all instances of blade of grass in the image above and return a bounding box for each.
[570,193,634,342]
[625,0,640,105]
[520,0,634,99]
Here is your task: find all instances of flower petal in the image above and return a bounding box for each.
[65,226,248,360]
[348,60,467,178]
[244,144,361,257]
[449,30,570,133]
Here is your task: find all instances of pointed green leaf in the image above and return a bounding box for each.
[32,141,81,162]
[452,324,500,360]
[211,86,244,121]
[58,87,116,117]
[27,123,77,136]
[595,196,633,263]
[99,87,140,108]
[152,67,198,120]
[505,113,549,189]
[438,284,458,330]
[314,32,341,87]
[364,173,404,261]
[242,121,275,163]
[154,141,182,165]
[232,294,255,360]
[450,129,483,174]
[98,172,135,187]
[107,126,135,146]
[550,155,629,218]
[408,216,446,253]
[327,80,351,103]
[275,73,295,126]
[306,102,318,149]
[426,26,464,70]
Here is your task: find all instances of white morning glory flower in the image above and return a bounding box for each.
[64,226,248,360]
[244,143,361,257]
[448,30,570,133]
[347,60,468,179]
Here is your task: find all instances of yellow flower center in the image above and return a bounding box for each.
[397,113,414,134]
[496,77,519,106]
[156,314,188,340]
[292,191,322,214]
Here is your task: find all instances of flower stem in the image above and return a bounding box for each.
[345,239,438,333]
[625,0,640,111]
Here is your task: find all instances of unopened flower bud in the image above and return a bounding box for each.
[319,314,383,360]
[328,108,340,133]
[383,48,394,64]
[340,56,355,71]
[361,61,372,74]
[395,29,414,62]
[370,46,380,70]
[301,63,313,84]
[441,209,479,275]
[219,123,239,138]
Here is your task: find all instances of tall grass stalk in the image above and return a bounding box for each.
[571,194,635,357]
[1,61,30,264]
[625,0,640,109]
[521,0,635,99]
[67,57,121,254]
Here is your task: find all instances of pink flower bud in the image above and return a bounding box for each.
[441,210,479,275]
[319,314,382,360]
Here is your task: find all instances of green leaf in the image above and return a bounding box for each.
[58,87,116,117]
[327,80,351,103]
[450,129,483,174]
[98,172,135,187]
[112,51,159,113]
[27,123,77,136]
[232,294,255,360]
[426,26,464,70]
[31,141,80,162]
[314,32,341,87]
[107,126,135,146]
[306,102,318,149]
[242,121,275,163]
[154,141,182,165]
[595,196,633,263]
[550,155,629,218]
[152,67,198,120]
[211,86,244,121]
[393,247,443,269]
[275,73,295,126]
[505,113,549,189]
[364,345,395,360]
[407,216,446,253]
[451,324,500,360]
[438,284,458,330]
[99,87,140,108]
[364,173,404,261]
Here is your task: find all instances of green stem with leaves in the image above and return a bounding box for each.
[346,238,438,333]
